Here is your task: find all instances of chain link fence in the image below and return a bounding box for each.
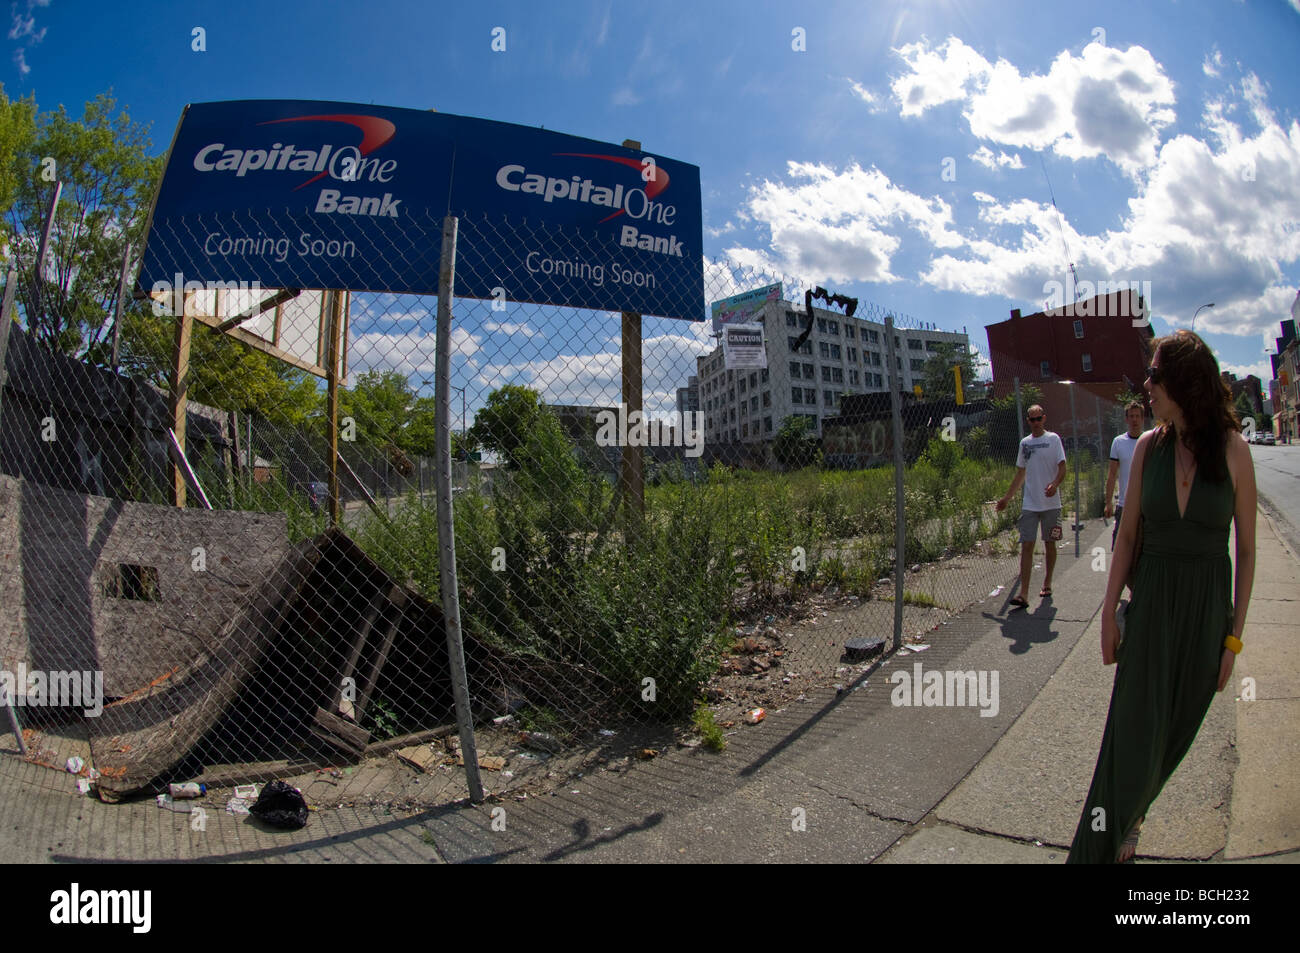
[0,208,1146,821]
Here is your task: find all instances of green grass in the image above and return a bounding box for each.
[693,703,727,751]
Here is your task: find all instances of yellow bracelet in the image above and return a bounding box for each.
[1224,635,1243,654]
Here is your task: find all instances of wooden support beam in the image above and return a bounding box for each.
[325,289,344,527]
[619,137,645,540]
[169,290,194,507]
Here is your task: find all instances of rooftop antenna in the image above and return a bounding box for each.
[1040,155,1080,303]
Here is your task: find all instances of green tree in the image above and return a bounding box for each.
[339,370,438,458]
[0,85,37,225]
[1,90,162,360]
[119,309,322,425]
[471,384,550,468]
[920,342,978,399]
[773,414,819,468]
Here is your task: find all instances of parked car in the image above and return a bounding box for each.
[1261,432,1275,446]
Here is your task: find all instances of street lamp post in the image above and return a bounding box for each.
[1191,302,1215,331]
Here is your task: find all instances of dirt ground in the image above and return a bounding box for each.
[14,531,1028,815]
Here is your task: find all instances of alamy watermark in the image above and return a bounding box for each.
[1,664,104,717]
[595,404,704,458]
[890,663,999,717]
[150,273,265,315]
[1042,277,1151,327]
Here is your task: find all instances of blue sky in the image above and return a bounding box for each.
[7,0,1300,417]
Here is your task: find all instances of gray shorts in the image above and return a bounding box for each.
[1018,508,1062,544]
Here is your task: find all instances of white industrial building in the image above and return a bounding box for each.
[696,300,970,444]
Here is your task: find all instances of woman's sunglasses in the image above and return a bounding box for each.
[1146,365,1163,384]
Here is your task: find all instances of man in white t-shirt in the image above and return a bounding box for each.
[1105,401,1147,549]
[996,404,1068,609]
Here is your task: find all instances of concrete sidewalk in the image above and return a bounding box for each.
[1,511,1295,863]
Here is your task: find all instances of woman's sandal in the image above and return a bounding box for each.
[1008,595,1029,609]
[1117,816,1144,863]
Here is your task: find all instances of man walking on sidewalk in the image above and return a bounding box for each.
[996,404,1068,609]
[1106,401,1148,549]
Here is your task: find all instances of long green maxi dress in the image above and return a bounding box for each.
[1067,430,1235,863]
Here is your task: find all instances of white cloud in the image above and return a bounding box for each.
[732,161,962,283]
[969,145,1025,170]
[349,326,481,378]
[1202,48,1224,78]
[484,320,542,338]
[12,47,28,76]
[611,87,641,107]
[1221,360,1271,382]
[921,85,1300,340]
[848,79,887,113]
[891,37,1177,175]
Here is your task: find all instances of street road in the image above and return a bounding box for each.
[1251,444,1300,557]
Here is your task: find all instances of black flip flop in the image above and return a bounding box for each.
[1008,595,1029,610]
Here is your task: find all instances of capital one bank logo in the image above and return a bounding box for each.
[496,153,685,256]
[191,113,403,216]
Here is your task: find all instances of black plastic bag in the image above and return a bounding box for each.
[249,780,309,829]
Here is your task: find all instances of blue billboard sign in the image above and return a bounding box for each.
[139,100,704,321]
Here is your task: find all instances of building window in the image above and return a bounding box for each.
[817,318,827,333]
[832,367,843,383]
[867,329,880,343]
[1040,361,1051,379]
[750,395,758,412]
[926,340,939,352]
[760,368,768,383]
[822,366,833,382]
[908,339,923,350]
[790,361,801,379]
[870,351,881,366]
[824,390,837,407]
[829,320,839,335]
[850,369,860,385]
[729,387,735,400]
[762,391,771,407]
[1082,353,1093,373]
[819,342,830,358]
[803,362,814,378]
[846,326,856,340]
[739,378,746,393]
[764,416,773,432]
[749,372,758,388]
[742,422,749,437]
[740,402,747,418]
[1074,319,1084,339]
[786,311,798,327]
[805,388,817,404]
[910,358,925,372]
[848,347,857,362]
[830,344,842,359]
[730,408,736,421]
[792,387,802,404]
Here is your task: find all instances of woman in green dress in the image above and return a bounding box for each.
[1067,330,1257,864]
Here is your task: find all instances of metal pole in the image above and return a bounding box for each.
[1014,376,1024,441]
[1095,394,1104,468]
[1069,383,1080,557]
[885,314,906,653]
[0,270,24,757]
[434,215,483,804]
[110,241,131,373]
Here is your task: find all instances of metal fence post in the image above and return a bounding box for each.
[885,314,905,652]
[435,215,484,804]
[1069,382,1080,557]
[1014,376,1023,441]
[0,268,26,756]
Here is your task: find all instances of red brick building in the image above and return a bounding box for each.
[986,289,1155,450]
